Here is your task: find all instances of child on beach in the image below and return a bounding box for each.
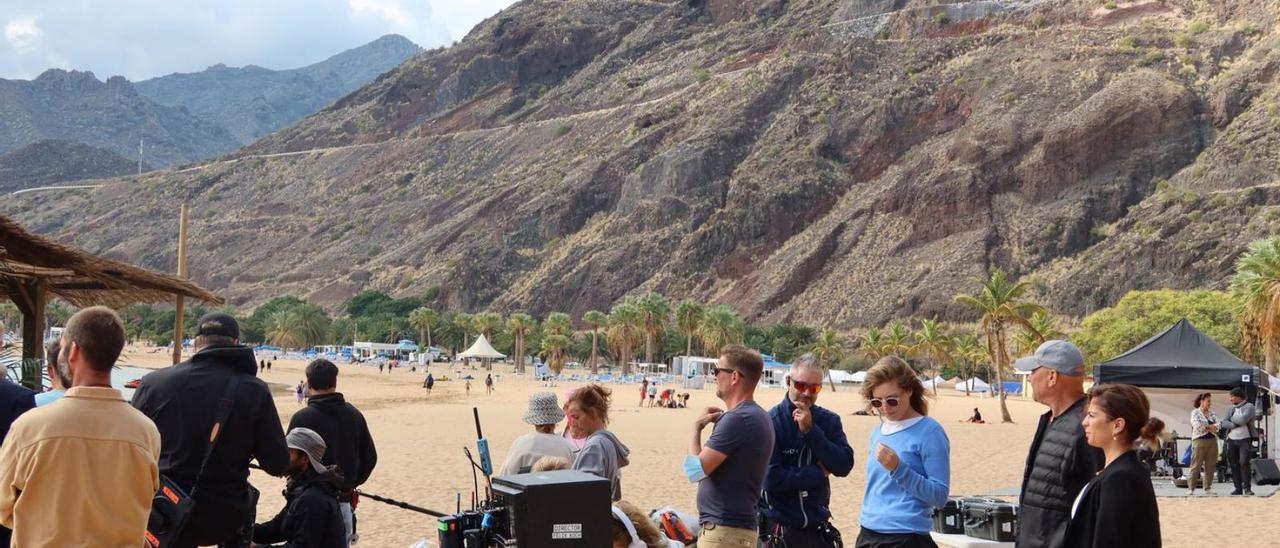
[465,380,471,396]
[647,384,657,407]
[295,381,305,405]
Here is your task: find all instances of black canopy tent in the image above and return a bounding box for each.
[1096,318,1266,393]
[1095,318,1274,459]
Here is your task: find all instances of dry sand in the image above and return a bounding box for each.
[121,348,1274,547]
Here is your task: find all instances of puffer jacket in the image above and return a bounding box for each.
[761,395,855,528]
[1016,397,1104,548]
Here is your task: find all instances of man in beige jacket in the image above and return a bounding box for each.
[0,306,161,547]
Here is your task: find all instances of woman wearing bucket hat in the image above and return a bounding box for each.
[498,392,577,476]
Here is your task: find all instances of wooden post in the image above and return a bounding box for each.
[9,279,46,389]
[172,202,189,365]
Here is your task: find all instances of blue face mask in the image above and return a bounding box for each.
[683,454,707,483]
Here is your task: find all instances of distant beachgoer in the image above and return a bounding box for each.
[640,378,649,407]
[485,374,494,395]
[260,359,266,373]
[378,363,384,374]
[465,380,471,396]
[647,384,657,407]
[960,407,984,424]
[296,381,306,405]
[424,373,435,393]
[267,360,273,371]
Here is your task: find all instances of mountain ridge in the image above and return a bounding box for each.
[5,0,1279,330]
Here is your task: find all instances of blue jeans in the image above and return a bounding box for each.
[340,501,353,546]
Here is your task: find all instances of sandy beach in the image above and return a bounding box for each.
[120,347,1272,547]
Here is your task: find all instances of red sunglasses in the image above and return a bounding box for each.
[788,379,822,394]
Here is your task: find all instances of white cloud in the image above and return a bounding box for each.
[4,16,42,52]
[0,1,517,81]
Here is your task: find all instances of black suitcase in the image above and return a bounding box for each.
[962,497,1017,542]
[932,497,964,534]
[1253,458,1280,486]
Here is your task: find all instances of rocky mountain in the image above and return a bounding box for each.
[6,0,1280,330]
[0,69,238,168]
[0,140,146,193]
[135,35,422,144]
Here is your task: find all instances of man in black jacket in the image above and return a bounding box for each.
[759,354,853,547]
[133,313,290,548]
[288,358,376,546]
[0,377,34,548]
[1013,340,1103,548]
[253,427,345,548]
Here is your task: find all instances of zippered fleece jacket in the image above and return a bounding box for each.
[761,394,855,528]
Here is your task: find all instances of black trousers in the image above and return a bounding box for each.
[1226,438,1254,491]
[759,516,841,548]
[853,528,937,548]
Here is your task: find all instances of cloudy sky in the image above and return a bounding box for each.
[0,0,517,81]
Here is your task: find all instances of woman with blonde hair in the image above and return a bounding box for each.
[855,356,950,548]
[567,384,631,501]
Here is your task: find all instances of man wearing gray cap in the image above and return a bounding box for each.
[252,427,345,547]
[1013,340,1104,548]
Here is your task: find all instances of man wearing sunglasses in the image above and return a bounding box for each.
[759,354,853,547]
[688,345,774,547]
[1012,340,1103,548]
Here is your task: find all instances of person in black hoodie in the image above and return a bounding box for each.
[1065,384,1160,548]
[132,313,290,548]
[760,354,854,547]
[0,377,35,548]
[253,427,345,548]
[288,359,376,546]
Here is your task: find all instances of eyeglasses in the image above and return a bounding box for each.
[869,396,901,409]
[788,379,822,394]
[714,367,737,377]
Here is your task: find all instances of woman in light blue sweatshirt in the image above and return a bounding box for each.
[856,356,950,548]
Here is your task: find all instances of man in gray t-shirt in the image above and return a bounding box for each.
[689,345,774,546]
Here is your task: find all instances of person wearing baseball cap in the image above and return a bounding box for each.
[498,392,576,475]
[1012,340,1104,548]
[131,312,290,547]
[252,427,345,547]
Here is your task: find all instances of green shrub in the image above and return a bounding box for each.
[696,68,710,83]
[1116,36,1138,49]
[554,124,572,137]
[1103,1,1117,9]
[1139,49,1165,66]
[935,13,950,25]
[1173,33,1195,48]
[1029,15,1048,29]
[1073,289,1240,365]
[1188,20,1210,34]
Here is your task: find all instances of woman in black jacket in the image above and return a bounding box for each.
[1065,384,1160,548]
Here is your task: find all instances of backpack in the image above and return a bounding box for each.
[650,508,695,545]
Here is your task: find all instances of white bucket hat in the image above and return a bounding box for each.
[522,391,565,426]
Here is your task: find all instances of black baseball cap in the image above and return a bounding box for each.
[195,312,240,339]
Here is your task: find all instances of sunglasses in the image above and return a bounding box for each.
[714,367,737,377]
[788,379,822,394]
[869,396,901,409]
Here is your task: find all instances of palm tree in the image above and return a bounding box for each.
[697,304,745,355]
[408,307,439,349]
[859,327,887,359]
[635,293,671,364]
[294,304,331,347]
[543,312,573,337]
[266,310,305,349]
[1014,311,1061,356]
[507,313,536,373]
[472,312,503,340]
[582,310,608,373]
[1231,237,1280,374]
[606,303,644,375]
[453,312,474,349]
[809,329,846,391]
[676,301,705,357]
[950,332,984,396]
[883,320,914,357]
[912,318,951,395]
[955,269,1046,423]
[541,334,572,375]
